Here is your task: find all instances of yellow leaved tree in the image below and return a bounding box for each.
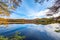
[0,0,22,26]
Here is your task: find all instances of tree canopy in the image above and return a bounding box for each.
[0,0,22,16]
[35,0,60,16]
[0,0,22,25]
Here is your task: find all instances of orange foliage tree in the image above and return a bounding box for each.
[0,0,22,25]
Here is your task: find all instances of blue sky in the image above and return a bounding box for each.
[9,0,55,19]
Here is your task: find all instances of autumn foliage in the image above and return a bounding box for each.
[0,0,22,25]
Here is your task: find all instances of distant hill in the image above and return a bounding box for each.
[0,17,60,24]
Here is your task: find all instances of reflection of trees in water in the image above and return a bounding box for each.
[55,24,60,29]
[55,24,60,32]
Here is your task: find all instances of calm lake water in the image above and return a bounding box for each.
[0,23,60,40]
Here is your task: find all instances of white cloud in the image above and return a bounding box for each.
[25,9,50,19]
[52,11,60,17]
[2,8,60,19]
[2,0,59,19]
[44,9,60,18]
[26,8,60,19]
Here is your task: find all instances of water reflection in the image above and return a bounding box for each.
[0,23,60,40]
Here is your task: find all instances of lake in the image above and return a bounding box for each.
[0,23,60,40]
